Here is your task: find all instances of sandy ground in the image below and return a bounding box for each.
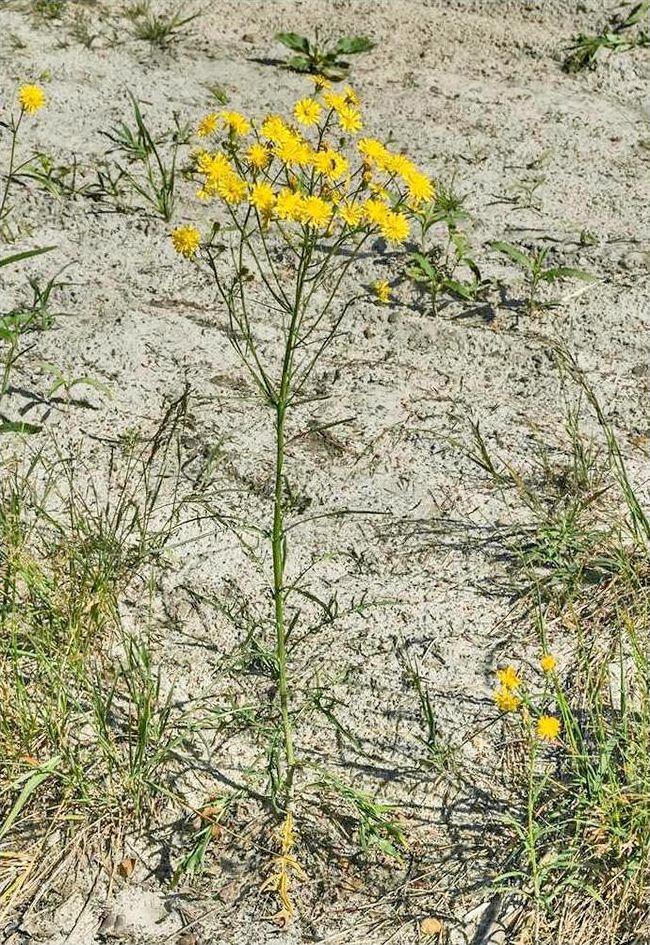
[1,0,650,942]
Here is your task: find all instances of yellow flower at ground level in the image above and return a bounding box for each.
[250,181,276,216]
[496,666,522,690]
[363,197,390,226]
[171,224,200,258]
[342,85,360,106]
[197,112,218,137]
[18,84,46,114]
[358,137,388,163]
[246,142,271,170]
[540,653,557,674]
[294,97,321,126]
[494,687,521,713]
[261,114,290,143]
[221,111,250,136]
[379,210,409,243]
[373,280,391,304]
[338,105,363,134]
[537,715,561,741]
[404,168,435,204]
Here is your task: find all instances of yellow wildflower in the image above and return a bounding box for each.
[310,148,349,180]
[261,114,291,143]
[250,181,276,216]
[294,97,321,127]
[379,210,409,243]
[18,84,45,114]
[246,142,271,170]
[496,666,522,690]
[536,715,561,741]
[540,653,557,674]
[171,225,200,258]
[403,168,435,204]
[358,137,388,163]
[494,687,521,713]
[310,74,331,90]
[342,85,360,106]
[274,133,311,166]
[275,188,306,222]
[221,111,250,136]
[197,113,218,137]
[324,90,347,112]
[363,198,390,226]
[197,152,232,180]
[338,201,363,227]
[338,105,363,134]
[373,280,391,304]
[301,195,331,229]
[217,172,248,205]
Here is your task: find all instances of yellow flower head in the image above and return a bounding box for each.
[496,666,522,690]
[217,172,248,205]
[310,74,331,90]
[363,198,390,226]
[311,147,349,180]
[358,137,388,164]
[324,90,347,113]
[261,114,291,143]
[342,85,360,106]
[171,224,200,258]
[403,168,435,204]
[197,151,232,180]
[246,142,271,170]
[494,687,521,713]
[373,280,391,304]
[379,210,409,243]
[536,715,561,741]
[540,653,557,674]
[18,84,46,114]
[274,132,311,167]
[338,200,363,228]
[294,97,321,127]
[250,181,276,216]
[197,112,218,137]
[301,195,332,229]
[221,111,250,136]
[338,105,363,134]
[275,188,306,222]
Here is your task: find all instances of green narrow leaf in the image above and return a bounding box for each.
[275,31,310,53]
[0,245,56,269]
[490,240,534,270]
[0,420,43,435]
[0,757,61,840]
[334,35,375,55]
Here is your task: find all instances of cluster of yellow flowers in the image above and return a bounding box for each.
[493,657,561,742]
[18,84,46,115]
[171,81,435,258]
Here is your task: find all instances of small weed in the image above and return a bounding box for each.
[564,1,650,72]
[406,180,487,313]
[129,2,201,49]
[491,240,596,316]
[275,29,375,80]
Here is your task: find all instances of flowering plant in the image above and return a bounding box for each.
[172,79,433,921]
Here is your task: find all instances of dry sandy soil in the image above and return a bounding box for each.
[1,0,650,943]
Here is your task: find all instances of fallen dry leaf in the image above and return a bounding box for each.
[420,916,444,937]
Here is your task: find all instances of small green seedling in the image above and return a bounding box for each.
[564,0,650,71]
[129,2,201,49]
[407,182,486,313]
[275,29,375,80]
[491,241,596,316]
